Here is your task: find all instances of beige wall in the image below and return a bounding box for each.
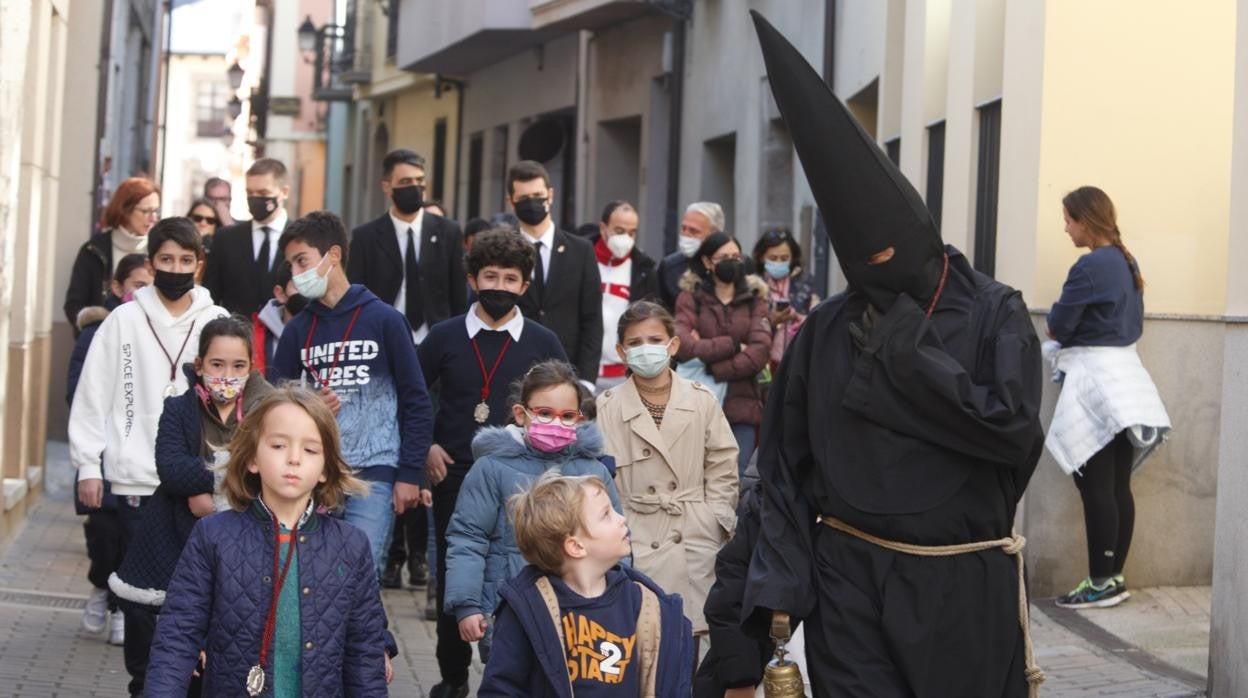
[1029,0,1235,314]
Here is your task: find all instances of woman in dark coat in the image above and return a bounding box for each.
[674,232,771,476]
[64,177,161,332]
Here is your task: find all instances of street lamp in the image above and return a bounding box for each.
[296,16,351,101]
[297,16,318,54]
[227,61,244,90]
[227,96,243,121]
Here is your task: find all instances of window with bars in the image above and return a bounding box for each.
[196,80,228,138]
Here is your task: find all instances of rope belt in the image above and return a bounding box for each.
[819,516,1045,696]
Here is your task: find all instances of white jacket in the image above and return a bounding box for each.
[69,285,227,495]
[1043,341,1171,476]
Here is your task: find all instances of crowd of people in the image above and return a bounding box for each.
[61,19,1171,698]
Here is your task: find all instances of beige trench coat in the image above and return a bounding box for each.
[596,372,739,634]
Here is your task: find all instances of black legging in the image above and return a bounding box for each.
[1073,431,1135,579]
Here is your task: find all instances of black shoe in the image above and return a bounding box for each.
[380,562,403,590]
[408,556,430,587]
[429,681,468,698]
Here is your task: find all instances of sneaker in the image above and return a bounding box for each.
[107,610,125,646]
[429,682,468,698]
[82,587,109,633]
[380,561,404,590]
[1055,577,1129,609]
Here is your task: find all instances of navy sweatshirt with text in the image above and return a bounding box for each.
[272,284,433,486]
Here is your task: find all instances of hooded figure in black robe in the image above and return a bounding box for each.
[738,13,1044,697]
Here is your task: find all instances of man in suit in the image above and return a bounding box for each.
[508,160,603,386]
[202,158,290,314]
[348,148,467,346]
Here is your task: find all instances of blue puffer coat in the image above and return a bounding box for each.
[443,423,625,622]
[146,503,389,696]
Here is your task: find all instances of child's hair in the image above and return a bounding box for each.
[113,253,149,286]
[507,359,594,422]
[466,227,536,279]
[616,300,675,346]
[148,216,205,260]
[278,210,349,266]
[508,471,610,575]
[463,217,491,241]
[222,386,367,512]
[198,314,253,360]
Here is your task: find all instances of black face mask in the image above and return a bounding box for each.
[513,197,548,227]
[154,269,195,300]
[283,294,310,317]
[392,185,424,215]
[477,289,521,321]
[247,195,279,222]
[713,259,744,284]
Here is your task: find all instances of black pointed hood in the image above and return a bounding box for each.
[750,10,945,310]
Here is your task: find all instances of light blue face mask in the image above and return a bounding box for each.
[765,260,791,280]
[292,255,332,300]
[625,341,674,379]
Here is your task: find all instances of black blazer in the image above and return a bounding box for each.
[347,212,468,332]
[202,221,279,315]
[517,229,604,383]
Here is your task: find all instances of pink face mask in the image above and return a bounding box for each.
[121,290,136,304]
[527,422,579,453]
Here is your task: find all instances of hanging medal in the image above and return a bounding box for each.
[471,335,512,424]
[145,314,196,400]
[249,512,300,697]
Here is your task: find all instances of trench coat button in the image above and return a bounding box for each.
[650,541,660,549]
[263,576,271,583]
[673,532,683,543]
[305,641,314,650]
[668,481,677,491]
[299,535,307,543]
[642,448,651,457]
[302,586,311,595]
[647,485,656,494]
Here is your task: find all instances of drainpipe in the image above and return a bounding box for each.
[90,0,116,233]
[156,0,173,189]
[662,1,689,253]
[811,0,837,298]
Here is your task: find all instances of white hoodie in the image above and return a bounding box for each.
[69,285,227,495]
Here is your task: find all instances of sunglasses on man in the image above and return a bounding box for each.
[189,214,219,225]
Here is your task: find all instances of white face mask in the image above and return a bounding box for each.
[678,234,702,258]
[292,255,332,300]
[606,234,635,259]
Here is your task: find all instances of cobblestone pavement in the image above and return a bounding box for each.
[0,442,1203,696]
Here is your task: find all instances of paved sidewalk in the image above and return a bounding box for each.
[0,442,1204,696]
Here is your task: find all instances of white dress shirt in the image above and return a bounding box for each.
[523,220,556,281]
[464,303,525,342]
[251,209,287,268]
[391,208,428,344]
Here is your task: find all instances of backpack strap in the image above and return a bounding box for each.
[634,581,661,698]
[535,576,576,696]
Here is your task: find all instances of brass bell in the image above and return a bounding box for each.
[764,611,806,698]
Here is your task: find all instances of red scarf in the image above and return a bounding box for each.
[594,237,630,266]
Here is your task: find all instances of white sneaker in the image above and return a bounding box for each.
[82,587,109,633]
[107,610,125,646]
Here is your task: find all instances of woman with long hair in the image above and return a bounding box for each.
[1048,186,1169,609]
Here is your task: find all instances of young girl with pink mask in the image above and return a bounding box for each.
[442,359,625,653]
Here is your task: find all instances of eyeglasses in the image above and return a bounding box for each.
[710,253,742,264]
[525,407,583,427]
[188,214,219,225]
[135,206,161,218]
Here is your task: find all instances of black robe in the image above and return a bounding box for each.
[742,247,1043,697]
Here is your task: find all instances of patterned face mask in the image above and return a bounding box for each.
[202,375,246,404]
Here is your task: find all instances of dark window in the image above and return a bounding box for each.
[926,121,945,230]
[467,132,484,219]
[386,2,399,60]
[196,81,227,138]
[885,136,901,166]
[432,119,447,203]
[974,100,1002,277]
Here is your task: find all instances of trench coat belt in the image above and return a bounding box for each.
[819,515,1046,698]
[626,492,700,516]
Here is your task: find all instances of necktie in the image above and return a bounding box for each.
[256,227,271,271]
[533,240,546,296]
[405,228,424,329]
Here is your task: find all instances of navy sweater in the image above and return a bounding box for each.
[272,284,433,485]
[1047,245,1144,347]
[418,312,567,465]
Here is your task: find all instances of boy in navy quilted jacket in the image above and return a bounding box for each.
[147,386,391,697]
[479,471,694,697]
